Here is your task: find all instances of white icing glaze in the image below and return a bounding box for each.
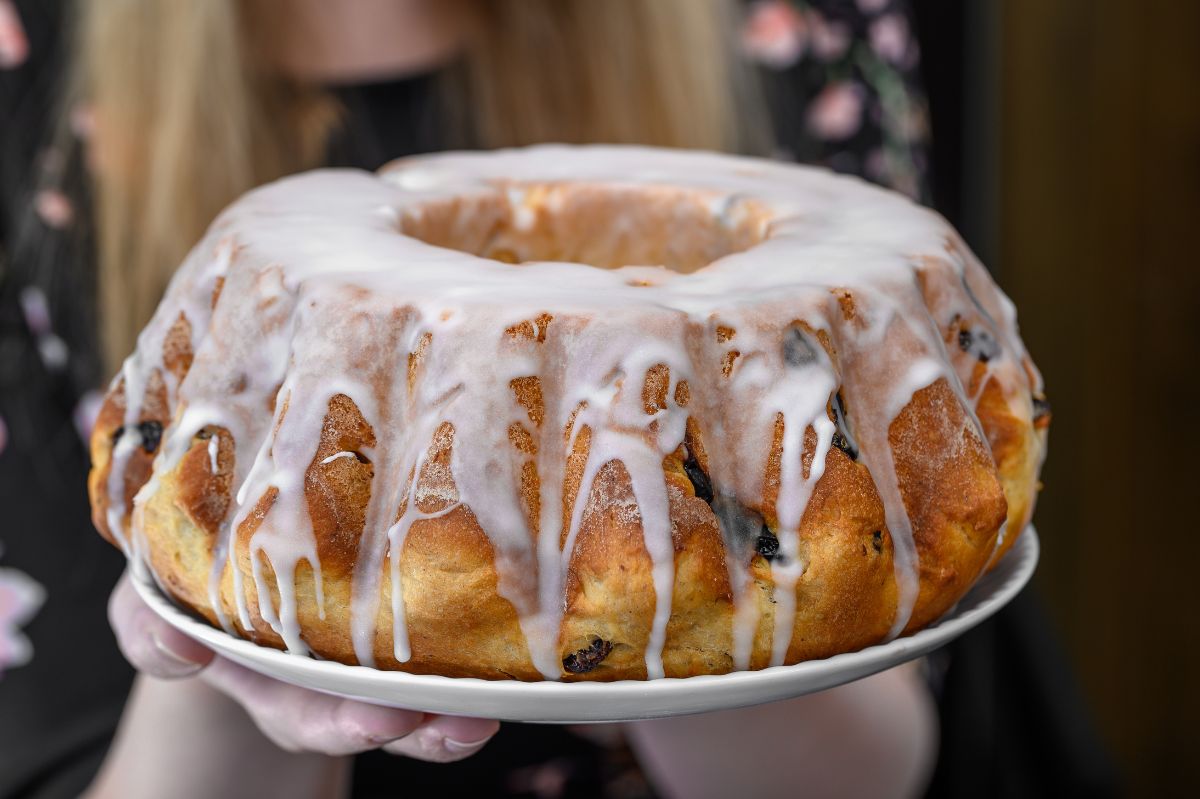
[207,434,220,474]
[101,145,1042,677]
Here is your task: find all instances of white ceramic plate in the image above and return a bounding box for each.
[134,526,1038,723]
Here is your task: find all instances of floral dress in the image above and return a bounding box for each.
[743,0,929,201]
[0,541,42,675]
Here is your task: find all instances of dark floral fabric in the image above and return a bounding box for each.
[0,541,42,676]
[744,0,930,201]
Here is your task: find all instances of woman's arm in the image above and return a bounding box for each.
[85,675,352,799]
[625,662,939,799]
[86,573,500,799]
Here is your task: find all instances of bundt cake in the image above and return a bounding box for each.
[88,145,1049,681]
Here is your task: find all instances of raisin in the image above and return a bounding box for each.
[872,530,883,553]
[713,495,765,561]
[563,638,614,674]
[111,425,125,443]
[832,430,855,459]
[756,527,780,560]
[958,327,1000,363]
[1032,396,1052,423]
[137,420,163,454]
[682,448,714,504]
[783,326,817,367]
[831,391,859,460]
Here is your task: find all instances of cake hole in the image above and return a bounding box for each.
[399,181,770,273]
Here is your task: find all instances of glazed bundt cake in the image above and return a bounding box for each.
[88,145,1049,681]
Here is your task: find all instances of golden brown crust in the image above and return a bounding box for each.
[88,371,171,547]
[783,431,898,662]
[100,358,1036,681]
[891,379,1007,634]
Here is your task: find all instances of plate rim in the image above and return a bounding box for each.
[133,525,1039,722]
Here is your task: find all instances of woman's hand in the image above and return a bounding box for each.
[108,571,499,761]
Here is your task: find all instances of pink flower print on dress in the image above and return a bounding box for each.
[869,13,911,65]
[18,286,51,336]
[0,544,45,677]
[19,286,70,371]
[74,389,105,444]
[741,0,807,69]
[856,0,890,14]
[808,9,851,62]
[35,189,74,229]
[807,81,865,141]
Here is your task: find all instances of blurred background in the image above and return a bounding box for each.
[915,1,1198,794]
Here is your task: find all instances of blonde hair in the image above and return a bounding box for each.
[74,0,761,369]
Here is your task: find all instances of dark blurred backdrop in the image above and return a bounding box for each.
[914,1,1199,795]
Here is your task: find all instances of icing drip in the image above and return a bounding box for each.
[227,363,337,655]
[348,314,462,668]
[858,356,945,638]
[766,327,837,666]
[386,466,461,663]
[104,238,234,565]
[101,146,1040,677]
[546,334,690,679]
[207,434,220,474]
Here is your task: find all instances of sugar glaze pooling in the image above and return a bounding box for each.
[106,146,1043,679]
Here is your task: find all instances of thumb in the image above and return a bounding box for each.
[109,570,215,678]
